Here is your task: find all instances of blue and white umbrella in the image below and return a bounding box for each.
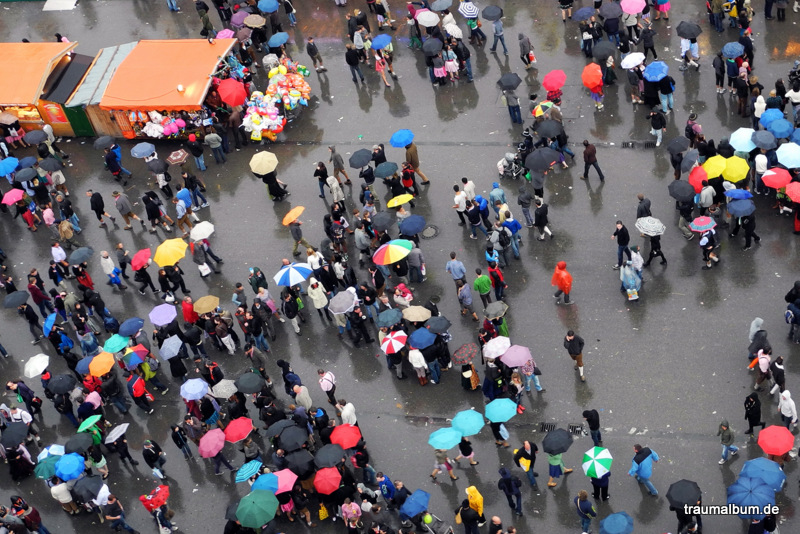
[131,142,155,159]
[180,378,209,401]
[236,460,264,483]
[776,142,800,169]
[159,335,183,360]
[458,1,479,17]
[273,262,313,287]
[729,128,756,152]
[37,444,65,461]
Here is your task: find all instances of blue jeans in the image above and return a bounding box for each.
[494,284,505,301]
[349,65,365,82]
[36,524,52,534]
[194,155,207,171]
[214,452,234,473]
[0,342,6,356]
[525,467,537,486]
[191,186,207,207]
[721,444,739,460]
[590,429,602,447]
[581,517,592,532]
[288,12,297,25]
[318,180,326,197]
[64,411,79,428]
[211,146,226,164]
[427,360,441,383]
[338,320,352,335]
[364,302,380,319]
[68,213,81,233]
[253,332,270,352]
[617,245,631,267]
[37,300,55,318]
[110,513,135,533]
[409,265,423,283]
[521,207,533,226]
[713,12,724,31]
[509,234,520,258]
[166,0,179,10]
[471,223,489,237]
[660,93,674,112]
[508,105,522,124]
[522,373,542,392]
[506,493,522,514]
[608,32,620,46]
[635,475,658,495]
[491,34,508,54]
[463,58,473,81]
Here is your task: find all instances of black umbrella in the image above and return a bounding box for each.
[65,432,94,454]
[592,41,616,61]
[0,422,29,448]
[422,38,444,56]
[536,120,564,139]
[235,372,265,394]
[73,475,105,502]
[541,428,573,454]
[598,2,622,18]
[285,449,315,478]
[676,21,702,40]
[146,159,169,174]
[16,168,38,181]
[497,73,522,91]
[93,136,116,150]
[23,130,48,145]
[525,148,560,172]
[425,315,452,334]
[666,479,702,508]
[314,444,346,468]
[667,136,691,155]
[752,130,777,150]
[668,180,696,202]
[278,425,309,452]
[529,171,546,189]
[38,157,62,172]
[348,149,372,169]
[225,501,240,521]
[482,5,503,21]
[68,247,95,264]
[375,161,399,179]
[265,419,296,438]
[680,149,699,172]
[47,374,78,395]
[3,291,30,309]
[371,212,395,232]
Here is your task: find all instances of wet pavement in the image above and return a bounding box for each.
[2,1,800,533]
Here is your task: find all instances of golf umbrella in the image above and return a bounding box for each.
[73,475,104,502]
[371,34,392,50]
[752,130,777,150]
[600,511,634,534]
[250,151,278,174]
[225,417,254,443]
[643,61,668,82]
[267,32,289,47]
[667,479,702,508]
[676,21,702,39]
[542,70,566,91]
[277,425,309,451]
[729,127,756,152]
[762,168,792,189]
[253,473,279,492]
[416,9,440,26]
[726,477,775,519]
[483,335,511,359]
[667,136,690,155]
[598,2,622,17]
[56,453,85,480]
[377,308,403,327]
[592,41,616,61]
[537,120,564,140]
[702,154,727,177]
[24,129,48,144]
[68,247,94,264]
[390,129,414,147]
[485,398,517,423]
[329,291,358,315]
[499,345,532,368]
[285,450,315,477]
[767,119,794,139]
[574,5,595,20]
[122,350,144,370]
[785,182,800,202]
[525,148,560,172]
[776,142,800,168]
[482,5,503,20]
[381,330,408,354]
[485,301,509,318]
[65,432,94,454]
[497,72,522,91]
[258,0,279,12]
[236,460,263,483]
[17,157,37,169]
[451,409,484,436]
[759,108,783,128]
[689,216,716,232]
[131,142,155,158]
[159,336,183,360]
[76,356,93,375]
[104,423,130,444]
[422,38,444,56]
[180,378,209,400]
[428,427,463,449]
[265,419,297,439]
[388,194,415,208]
[236,372,265,394]
[89,352,115,377]
[153,238,187,266]
[119,317,144,337]
[139,485,170,512]
[131,249,151,271]
[581,63,603,88]
[452,342,479,365]
[39,157,62,172]
[47,374,77,395]
[375,161,399,178]
[688,166,707,192]
[399,214,426,235]
[189,221,215,240]
[244,14,266,27]
[722,41,745,58]
[93,136,115,149]
[408,327,436,349]
[582,446,613,478]
[3,291,29,308]
[77,415,102,434]
[146,159,168,174]
[400,490,431,519]
[1,188,25,205]
[740,458,786,491]
[445,23,463,39]
[166,149,188,166]
[425,315,451,333]
[758,425,795,455]
[635,216,666,236]
[727,199,756,217]
[668,180,695,202]
[104,333,129,353]
[371,211,394,231]
[330,424,362,449]
[34,455,60,479]
[681,149,699,172]
[373,239,413,265]
[348,149,372,168]
[403,306,432,322]
[542,428,573,454]
[315,444,346,468]
[620,52,645,70]
[193,295,220,315]
[199,428,226,458]
[281,206,304,226]
[274,263,313,286]
[24,354,50,378]
[0,423,29,448]
[236,490,279,529]
[458,1,479,17]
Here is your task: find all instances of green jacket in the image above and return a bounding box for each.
[717,420,735,446]
[473,275,492,295]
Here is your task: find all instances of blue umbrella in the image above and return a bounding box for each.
[55,452,86,481]
[376,308,403,328]
[724,189,753,200]
[0,157,18,176]
[722,41,745,58]
[767,119,794,139]
[75,356,94,375]
[273,263,313,287]
[43,313,57,336]
[257,0,279,12]
[791,129,800,145]
[159,335,183,360]
[752,130,777,150]
[408,328,436,349]
[118,317,145,337]
[399,490,430,518]
[727,477,775,519]
[17,156,37,169]
[726,199,756,217]
[399,214,426,235]
[485,398,517,423]
[451,409,485,436]
[236,460,264,483]
[251,472,280,492]
[573,6,595,21]
[371,34,393,50]
[374,161,399,179]
[390,129,414,148]
[643,61,668,82]
[599,511,634,534]
[759,109,783,128]
[428,427,463,449]
[180,378,209,401]
[776,143,800,168]
[729,128,756,152]
[740,458,786,492]
[131,142,155,159]
[268,32,289,47]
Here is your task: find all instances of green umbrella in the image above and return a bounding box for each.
[236,490,279,529]
[582,446,613,478]
[78,414,102,434]
[34,455,60,479]
[103,334,130,353]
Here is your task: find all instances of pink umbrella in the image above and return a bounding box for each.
[217,29,235,39]
[621,0,646,14]
[2,188,24,205]
[499,345,532,368]
[198,428,226,458]
[231,10,249,27]
[273,469,298,494]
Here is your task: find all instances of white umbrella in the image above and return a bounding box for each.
[24,354,50,378]
[445,23,463,39]
[211,379,238,398]
[620,52,645,70]
[635,216,666,236]
[189,221,215,241]
[329,291,358,315]
[104,423,130,444]
[482,336,511,359]
[416,10,441,27]
[159,335,184,360]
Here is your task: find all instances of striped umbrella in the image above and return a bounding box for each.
[381,330,408,355]
[372,240,413,266]
[582,446,613,478]
[458,1,479,17]
[689,216,716,232]
[273,263,313,287]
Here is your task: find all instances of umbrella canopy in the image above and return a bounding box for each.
[375,161,399,179]
[532,100,554,118]
[776,142,800,168]
[330,424,362,449]
[199,428,227,458]
[371,211,395,232]
[118,317,145,337]
[78,414,102,434]
[536,120,564,139]
[0,157,18,176]
[388,193,415,208]
[267,32,289,47]
[451,409,485,436]
[47,374,77,395]
[56,453,86,480]
[758,425,795,455]
[104,423,130,444]
[542,70,566,91]
[458,1,479,17]
[258,0,279,12]
[725,189,753,200]
[237,490,279,529]
[676,21,702,39]
[497,72,522,91]
[149,303,177,327]
[689,216,716,232]
[166,149,189,166]
[265,419,297,439]
[42,312,56,337]
[244,14,266,27]
[225,417,254,443]
[761,168,792,189]
[68,246,95,264]
[600,511,634,534]
[727,199,756,217]
[702,154,727,178]
[688,166,707,192]
[574,5,596,20]
[225,501,240,522]
[485,398,517,423]
[104,333,130,353]
[598,2,622,17]
[444,23,463,39]
[759,108,783,128]
[93,136,116,150]
[3,291,29,308]
[272,469,299,493]
[668,180,695,202]
[193,295,220,315]
[37,444,65,460]
[666,479,702,508]
[315,444,346,468]
[542,428,574,454]
[485,301,509,318]
[581,63,603,88]
[252,473,279,492]
[373,239,413,265]
[408,327,436,349]
[281,206,304,226]
[235,372,265,394]
[153,238,187,267]
[38,157,62,172]
[525,148,560,172]
[428,427,463,449]
[582,446,613,478]
[422,38,444,56]
[371,34,393,50]
[159,335,183,360]
[189,220,215,240]
[752,130,777,150]
[740,458,786,492]
[0,422,29,448]
[416,9,441,26]
[131,142,156,158]
[65,432,94,454]
[76,356,93,375]
[483,335,511,359]
[727,477,775,519]
[398,214,426,235]
[635,216,666,236]
[643,61,668,82]
[348,149,373,169]
[314,466,343,495]
[785,182,800,202]
[89,352,116,377]
[1,188,25,205]
[377,308,404,328]
[452,342,479,365]
[181,378,209,400]
[131,249,151,271]
[139,484,170,512]
[24,354,50,378]
[73,475,105,502]
[329,291,358,315]
[722,41,745,58]
[249,151,278,174]
[23,129,48,144]
[681,149,700,172]
[277,425,309,452]
[729,127,757,152]
[767,118,794,139]
[620,52,645,69]
[285,450,315,477]
[667,136,690,155]
[17,157,37,169]
[425,315,452,334]
[16,167,37,181]
[430,0,451,10]
[34,455,60,479]
[236,460,263,483]
[592,41,617,61]
[400,490,431,519]
[482,5,503,20]
[381,330,408,355]
[146,159,168,174]
[390,129,414,148]
[273,263,313,286]
[403,305,432,322]
[499,345,532,368]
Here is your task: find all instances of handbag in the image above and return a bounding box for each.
[455,509,463,525]
[528,51,537,63]
[499,423,509,440]
[533,366,542,376]
[198,263,212,277]
[296,297,305,310]
[318,503,329,520]
[164,292,176,304]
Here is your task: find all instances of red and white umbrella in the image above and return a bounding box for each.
[381,330,408,355]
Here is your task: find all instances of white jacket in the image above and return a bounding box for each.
[307,277,329,309]
[779,391,797,423]
[408,349,426,369]
[100,255,117,276]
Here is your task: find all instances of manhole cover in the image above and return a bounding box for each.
[568,424,585,436]
[643,142,657,149]
[420,225,439,239]
[540,422,556,433]
[621,142,635,148]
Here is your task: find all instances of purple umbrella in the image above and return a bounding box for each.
[149,304,177,327]
[499,345,532,368]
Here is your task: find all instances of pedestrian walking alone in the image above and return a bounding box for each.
[563,330,586,381]
[744,392,766,438]
[574,490,596,532]
[551,261,573,305]
[717,419,739,464]
[628,444,659,496]
[497,468,523,516]
[581,140,605,181]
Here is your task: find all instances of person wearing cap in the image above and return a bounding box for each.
[142,439,167,478]
[186,134,207,172]
[112,191,145,230]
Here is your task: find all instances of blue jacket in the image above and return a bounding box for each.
[628,447,659,478]
[489,183,506,206]
[502,218,522,235]
[574,496,596,519]
[474,195,490,215]
[378,476,395,500]
[176,188,193,208]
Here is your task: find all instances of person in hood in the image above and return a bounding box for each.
[551,261,573,305]
[488,182,506,215]
[717,419,739,464]
[744,393,766,438]
[518,33,533,69]
[778,390,797,429]
[628,444,659,495]
[328,145,351,185]
[754,347,772,391]
[517,186,534,227]
[583,409,601,446]
[497,467,522,516]
[770,356,786,396]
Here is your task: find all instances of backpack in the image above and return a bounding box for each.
[498,228,511,248]
[684,122,695,140]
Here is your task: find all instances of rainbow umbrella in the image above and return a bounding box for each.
[372,239,413,266]
[532,100,553,118]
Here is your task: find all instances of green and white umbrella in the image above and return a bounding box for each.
[582,446,613,478]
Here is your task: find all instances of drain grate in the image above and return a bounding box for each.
[621,142,635,148]
[568,424,585,436]
[420,225,439,239]
[643,142,657,149]
[540,422,556,433]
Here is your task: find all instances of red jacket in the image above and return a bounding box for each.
[182,301,199,324]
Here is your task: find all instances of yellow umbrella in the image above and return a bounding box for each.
[153,238,188,267]
[702,155,727,178]
[249,151,278,174]
[722,156,750,183]
[387,194,414,208]
[282,206,305,226]
[193,295,220,315]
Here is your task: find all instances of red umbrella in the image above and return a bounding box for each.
[785,182,800,203]
[2,188,25,205]
[758,425,795,456]
[542,70,566,92]
[131,249,152,271]
[581,63,602,89]
[761,168,792,189]
[139,484,170,512]
[330,424,362,449]
[225,417,254,443]
[688,166,707,193]
[218,78,248,107]
[313,467,342,495]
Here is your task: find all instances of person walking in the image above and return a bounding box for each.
[512,441,539,489]
[611,221,632,269]
[170,425,194,460]
[545,452,572,487]
[103,495,139,534]
[445,251,467,289]
[628,444,660,496]
[345,44,365,83]
[142,440,167,478]
[18,303,45,344]
[518,33,533,69]
[203,128,226,164]
[591,470,611,501]
[563,330,586,382]
[533,198,553,240]
[744,392,766,438]
[581,140,605,181]
[112,191,145,230]
[497,468,523,516]
[551,261,573,305]
[456,280,480,321]
[453,437,480,466]
[489,17,508,54]
[453,185,468,226]
[404,141,430,184]
[317,369,338,406]
[717,419,739,464]
[473,268,492,308]
[456,499,480,534]
[100,251,128,291]
[328,146,351,185]
[430,449,458,481]
[289,220,313,257]
[642,234,667,267]
[583,409,602,446]
[503,90,523,124]
[487,262,506,301]
[86,190,117,228]
[575,490,597,532]
[103,147,132,185]
[778,390,797,429]
[648,109,667,147]
[186,134,207,171]
[306,37,326,72]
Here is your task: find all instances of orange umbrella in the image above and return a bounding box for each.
[89,352,116,377]
[282,206,305,226]
[581,63,602,89]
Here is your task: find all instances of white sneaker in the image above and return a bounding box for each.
[279,318,286,323]
[718,459,726,464]
[656,140,661,147]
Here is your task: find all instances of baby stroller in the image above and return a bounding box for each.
[421,513,455,534]
[497,152,525,180]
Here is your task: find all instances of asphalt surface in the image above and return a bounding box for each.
[1,1,800,533]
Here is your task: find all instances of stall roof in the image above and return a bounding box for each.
[41,53,94,104]
[0,42,77,106]
[66,42,136,107]
[99,39,237,111]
